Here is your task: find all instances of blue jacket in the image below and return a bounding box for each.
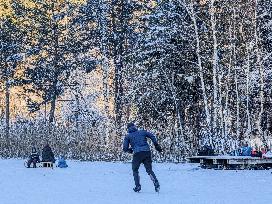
[241,146,252,156]
[57,158,68,168]
[123,126,158,154]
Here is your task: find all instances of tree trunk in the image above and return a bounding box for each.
[188,2,211,143]
[5,79,10,139]
[254,0,265,140]
[245,45,252,138]
[74,93,80,131]
[210,0,219,147]
[49,80,58,124]
[111,0,126,145]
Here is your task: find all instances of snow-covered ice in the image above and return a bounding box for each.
[0,159,272,204]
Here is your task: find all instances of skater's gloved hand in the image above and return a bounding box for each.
[155,144,162,153]
[127,148,133,154]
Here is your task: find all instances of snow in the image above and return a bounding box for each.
[1,159,272,204]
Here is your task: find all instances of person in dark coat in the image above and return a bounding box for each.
[198,144,214,156]
[41,144,55,163]
[123,122,162,192]
[27,147,40,168]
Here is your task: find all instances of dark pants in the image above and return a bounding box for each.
[132,151,158,187]
[27,158,38,168]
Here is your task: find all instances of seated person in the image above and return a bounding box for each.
[197,144,214,156]
[251,148,262,157]
[262,150,272,158]
[41,144,55,163]
[230,148,242,156]
[260,147,267,155]
[57,156,68,168]
[27,147,40,168]
[241,143,252,156]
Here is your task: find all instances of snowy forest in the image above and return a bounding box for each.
[0,0,272,162]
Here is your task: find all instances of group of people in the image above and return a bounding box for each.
[26,123,161,193]
[231,143,270,158]
[197,142,271,159]
[27,144,68,168]
[25,124,272,194]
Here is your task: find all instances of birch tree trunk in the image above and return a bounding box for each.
[162,69,184,146]
[188,2,211,142]
[235,68,240,140]
[210,0,219,146]
[223,17,234,141]
[254,0,265,138]
[254,0,267,147]
[245,45,252,139]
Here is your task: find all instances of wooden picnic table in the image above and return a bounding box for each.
[187,155,272,170]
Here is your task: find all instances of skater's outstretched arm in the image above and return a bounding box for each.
[146,131,162,153]
[145,131,158,146]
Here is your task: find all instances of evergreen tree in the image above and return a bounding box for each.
[0,1,25,138]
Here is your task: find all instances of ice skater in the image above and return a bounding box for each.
[123,122,162,192]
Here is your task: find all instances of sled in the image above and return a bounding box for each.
[40,162,54,168]
[24,160,54,169]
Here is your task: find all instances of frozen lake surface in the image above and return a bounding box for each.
[0,159,271,204]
